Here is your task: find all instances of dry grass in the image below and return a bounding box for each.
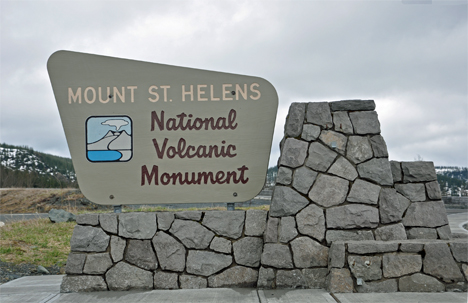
[0,218,75,266]
[0,188,77,213]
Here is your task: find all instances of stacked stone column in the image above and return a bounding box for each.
[271,100,450,245]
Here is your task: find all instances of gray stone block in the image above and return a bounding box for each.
[264,216,279,243]
[301,124,321,141]
[245,209,267,236]
[357,158,393,186]
[106,262,153,291]
[157,212,175,231]
[125,239,158,270]
[328,242,345,269]
[270,186,309,217]
[276,166,293,185]
[179,275,207,289]
[347,179,381,205]
[347,241,399,254]
[60,275,107,293]
[152,231,186,272]
[357,279,398,293]
[276,269,307,288]
[306,102,333,128]
[375,223,407,241]
[346,136,373,164]
[292,166,318,194]
[110,235,125,262]
[309,174,348,208]
[154,271,179,289]
[424,242,464,282]
[296,204,325,242]
[303,268,328,289]
[326,230,374,245]
[70,225,110,252]
[399,273,445,292]
[326,204,379,229]
[395,183,426,202]
[369,135,388,158]
[348,255,382,281]
[119,213,157,240]
[390,161,402,183]
[233,237,263,267]
[203,211,245,239]
[349,111,381,135]
[65,253,86,274]
[462,264,468,281]
[76,214,99,226]
[99,213,118,234]
[401,161,437,182]
[175,211,202,221]
[261,243,294,269]
[383,253,422,278]
[450,242,468,263]
[170,219,214,249]
[332,111,353,134]
[186,250,232,276]
[285,102,306,137]
[83,253,113,274]
[279,138,308,168]
[209,237,232,254]
[319,130,347,155]
[327,268,353,293]
[379,189,410,224]
[426,181,442,200]
[305,142,337,172]
[49,209,75,223]
[257,267,275,289]
[291,237,328,268]
[330,100,376,112]
[402,201,449,228]
[278,216,298,243]
[208,266,258,288]
[328,156,358,181]
[407,228,438,239]
[400,242,424,253]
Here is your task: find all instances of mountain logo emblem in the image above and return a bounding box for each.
[85,116,133,162]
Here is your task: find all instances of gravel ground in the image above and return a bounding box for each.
[0,260,64,284]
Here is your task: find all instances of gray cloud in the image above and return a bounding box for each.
[1,0,466,168]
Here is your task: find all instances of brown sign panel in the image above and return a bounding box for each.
[48,51,278,205]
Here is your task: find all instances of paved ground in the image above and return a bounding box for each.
[448,212,468,235]
[0,275,467,303]
[0,213,49,223]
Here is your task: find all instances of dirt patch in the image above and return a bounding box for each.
[0,188,111,214]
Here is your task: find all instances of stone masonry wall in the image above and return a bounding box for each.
[328,239,468,293]
[61,100,466,292]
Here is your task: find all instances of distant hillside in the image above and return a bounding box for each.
[435,166,468,196]
[0,143,77,188]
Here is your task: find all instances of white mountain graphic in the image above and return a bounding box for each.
[109,131,131,150]
[88,131,131,151]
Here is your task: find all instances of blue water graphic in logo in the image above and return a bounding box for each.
[87,150,122,162]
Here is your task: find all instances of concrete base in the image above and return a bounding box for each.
[1,276,467,303]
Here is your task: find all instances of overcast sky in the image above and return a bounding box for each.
[1,0,467,169]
